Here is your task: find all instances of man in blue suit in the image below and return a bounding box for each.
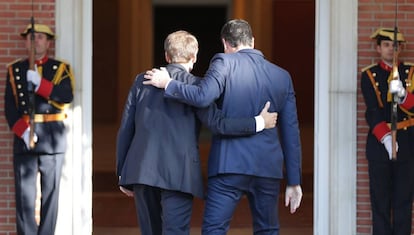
[144,19,303,235]
[116,30,277,235]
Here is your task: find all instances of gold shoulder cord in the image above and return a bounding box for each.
[366,69,384,108]
[8,65,18,107]
[406,66,414,93]
[50,62,75,110]
[400,66,414,116]
[52,62,66,84]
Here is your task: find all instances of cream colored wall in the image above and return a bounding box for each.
[314,0,357,233]
[55,0,93,234]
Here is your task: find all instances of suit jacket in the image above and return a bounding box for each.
[4,57,74,154]
[116,64,257,198]
[165,49,302,186]
[361,60,414,162]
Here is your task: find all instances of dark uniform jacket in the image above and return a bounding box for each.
[116,64,257,198]
[4,56,74,154]
[361,60,414,162]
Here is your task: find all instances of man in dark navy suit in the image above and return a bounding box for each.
[116,30,277,235]
[4,24,74,235]
[144,19,302,235]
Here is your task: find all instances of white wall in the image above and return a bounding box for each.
[54,0,93,234]
[314,0,357,234]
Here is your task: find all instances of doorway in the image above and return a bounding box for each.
[92,0,314,231]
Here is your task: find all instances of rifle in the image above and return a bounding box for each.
[390,1,399,160]
[27,15,36,149]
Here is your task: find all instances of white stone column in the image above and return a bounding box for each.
[54,0,93,234]
[314,0,357,234]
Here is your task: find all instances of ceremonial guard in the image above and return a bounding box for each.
[361,28,414,235]
[4,24,74,235]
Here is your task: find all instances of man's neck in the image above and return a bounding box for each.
[235,45,252,52]
[382,59,393,67]
[33,55,49,66]
[178,62,193,72]
[36,54,47,60]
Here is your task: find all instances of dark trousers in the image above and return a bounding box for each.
[202,174,280,235]
[13,153,64,235]
[368,159,414,235]
[133,184,193,235]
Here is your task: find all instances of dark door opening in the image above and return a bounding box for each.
[153,5,227,76]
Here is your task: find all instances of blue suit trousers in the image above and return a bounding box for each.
[133,184,194,235]
[202,174,281,235]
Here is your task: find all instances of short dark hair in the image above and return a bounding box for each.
[220,19,253,48]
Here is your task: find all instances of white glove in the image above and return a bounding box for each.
[381,134,398,160]
[27,65,41,91]
[389,80,406,99]
[285,185,303,214]
[21,127,38,149]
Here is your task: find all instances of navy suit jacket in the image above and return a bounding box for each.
[116,64,257,198]
[165,49,302,185]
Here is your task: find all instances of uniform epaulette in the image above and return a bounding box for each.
[361,63,376,72]
[54,58,70,65]
[5,58,22,68]
[403,62,414,66]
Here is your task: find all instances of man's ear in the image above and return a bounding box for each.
[165,51,171,63]
[222,38,228,51]
[191,55,197,64]
[376,44,382,54]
